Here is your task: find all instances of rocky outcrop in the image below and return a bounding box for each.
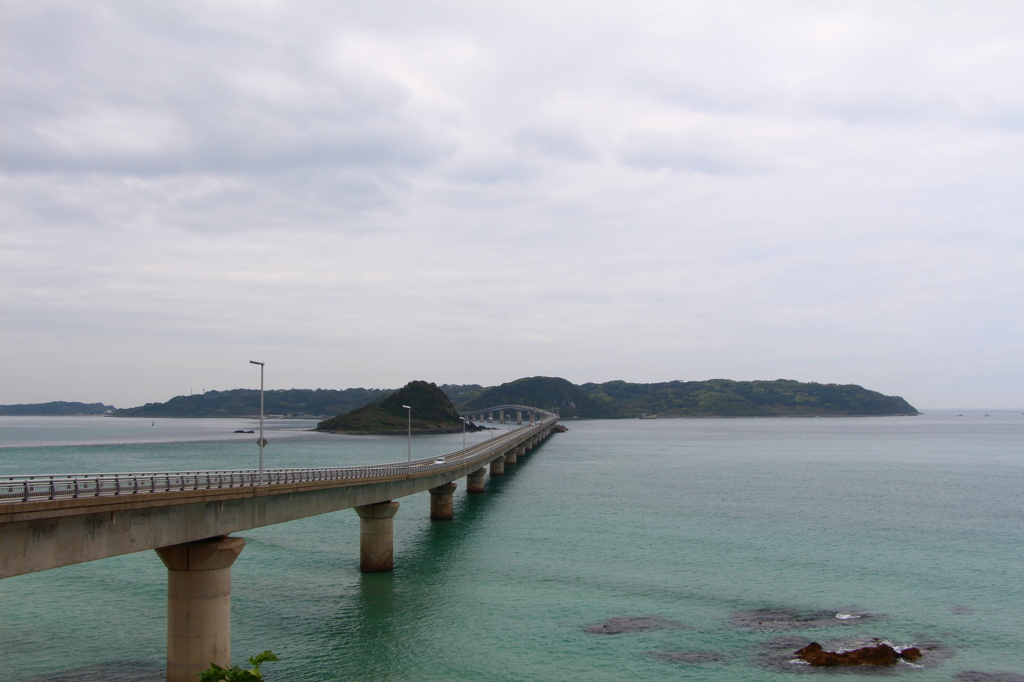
[794,641,921,666]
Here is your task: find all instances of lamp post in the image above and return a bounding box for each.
[249,360,265,485]
[402,404,411,475]
[459,416,466,453]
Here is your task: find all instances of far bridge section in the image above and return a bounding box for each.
[0,407,560,682]
[460,405,551,425]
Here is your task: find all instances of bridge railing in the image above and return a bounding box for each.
[0,418,555,504]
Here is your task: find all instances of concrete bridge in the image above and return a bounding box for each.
[459,405,551,424]
[0,407,560,681]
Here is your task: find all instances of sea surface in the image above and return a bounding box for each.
[1,412,1022,682]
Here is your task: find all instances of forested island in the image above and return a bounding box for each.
[4,377,917,419]
[316,381,486,434]
[0,401,116,416]
[111,387,391,419]
[462,376,919,419]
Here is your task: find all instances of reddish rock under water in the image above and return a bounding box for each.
[794,641,921,666]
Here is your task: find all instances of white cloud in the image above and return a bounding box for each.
[1,0,1022,408]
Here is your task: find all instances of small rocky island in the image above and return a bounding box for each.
[316,380,485,435]
[795,641,922,666]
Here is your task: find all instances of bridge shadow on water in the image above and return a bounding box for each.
[313,455,532,681]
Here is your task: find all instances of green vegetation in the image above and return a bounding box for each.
[463,376,917,418]
[112,387,392,418]
[81,377,915,421]
[579,378,918,417]
[438,383,485,404]
[0,401,116,416]
[200,651,278,681]
[316,380,475,434]
[460,376,617,420]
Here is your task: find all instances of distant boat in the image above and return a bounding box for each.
[639,414,658,420]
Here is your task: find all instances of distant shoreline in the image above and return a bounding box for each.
[1,378,922,419]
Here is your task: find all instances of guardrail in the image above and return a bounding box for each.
[0,417,555,505]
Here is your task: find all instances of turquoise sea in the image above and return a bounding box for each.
[1,412,1022,681]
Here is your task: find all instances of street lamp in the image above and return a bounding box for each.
[249,361,266,486]
[402,405,411,474]
[459,416,466,453]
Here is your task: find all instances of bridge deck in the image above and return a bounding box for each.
[0,414,556,578]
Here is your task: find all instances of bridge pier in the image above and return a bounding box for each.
[429,482,457,520]
[355,501,400,572]
[466,467,486,493]
[490,455,505,476]
[504,447,518,465]
[155,535,245,682]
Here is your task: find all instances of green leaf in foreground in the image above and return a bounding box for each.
[199,651,278,681]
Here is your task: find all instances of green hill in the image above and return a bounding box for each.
[456,376,916,418]
[105,377,917,420]
[0,401,116,416]
[459,376,616,419]
[113,387,392,418]
[317,381,479,434]
[576,378,916,417]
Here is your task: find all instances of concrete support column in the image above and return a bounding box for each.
[524,438,534,451]
[517,410,522,424]
[429,482,457,520]
[155,535,245,682]
[466,467,486,493]
[490,455,506,476]
[516,445,526,459]
[355,501,400,572]
[504,448,518,465]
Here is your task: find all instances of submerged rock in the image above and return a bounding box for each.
[732,608,881,630]
[953,674,1024,682]
[585,615,685,634]
[647,650,725,664]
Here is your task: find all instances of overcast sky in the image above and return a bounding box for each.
[2,0,1022,410]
